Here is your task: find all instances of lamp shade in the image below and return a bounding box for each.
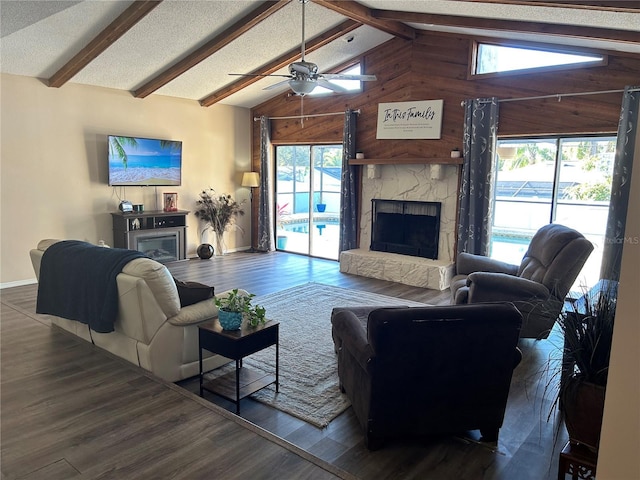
[242,172,260,188]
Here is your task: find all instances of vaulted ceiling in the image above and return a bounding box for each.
[1,0,638,109]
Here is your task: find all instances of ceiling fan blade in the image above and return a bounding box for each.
[321,73,377,81]
[229,73,292,78]
[316,78,349,93]
[263,79,292,91]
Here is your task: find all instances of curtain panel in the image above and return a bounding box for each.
[339,110,359,252]
[257,116,275,252]
[600,86,639,281]
[457,98,500,256]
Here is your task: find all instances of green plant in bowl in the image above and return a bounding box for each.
[214,288,266,329]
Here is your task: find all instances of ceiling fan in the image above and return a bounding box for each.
[230,0,376,96]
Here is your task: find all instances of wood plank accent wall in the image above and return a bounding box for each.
[248,31,639,244]
[252,32,638,162]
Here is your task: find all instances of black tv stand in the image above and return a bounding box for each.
[111,210,188,263]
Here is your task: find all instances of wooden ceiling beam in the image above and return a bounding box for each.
[455,0,640,13]
[47,1,161,88]
[312,0,416,40]
[133,0,290,98]
[200,19,360,107]
[372,9,640,45]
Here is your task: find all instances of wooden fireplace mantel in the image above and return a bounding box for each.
[348,157,463,166]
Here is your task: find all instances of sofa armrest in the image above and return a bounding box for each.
[331,309,374,373]
[30,240,62,281]
[457,252,519,276]
[168,300,218,326]
[167,288,249,326]
[467,272,550,303]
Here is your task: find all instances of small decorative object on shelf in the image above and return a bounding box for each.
[196,243,214,259]
[214,288,266,330]
[163,192,178,212]
[356,151,365,159]
[118,200,133,212]
[450,148,461,158]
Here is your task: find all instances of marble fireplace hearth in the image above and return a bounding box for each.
[339,249,454,291]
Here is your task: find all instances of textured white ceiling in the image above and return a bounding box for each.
[154,1,349,101]
[0,0,638,109]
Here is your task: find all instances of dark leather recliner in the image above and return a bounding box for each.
[331,303,523,450]
[450,223,594,339]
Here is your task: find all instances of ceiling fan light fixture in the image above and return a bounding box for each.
[289,79,316,95]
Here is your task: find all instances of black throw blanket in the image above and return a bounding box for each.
[36,241,147,333]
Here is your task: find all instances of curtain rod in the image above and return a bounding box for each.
[253,109,360,121]
[460,87,639,106]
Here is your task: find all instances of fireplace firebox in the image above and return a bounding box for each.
[371,199,441,260]
[133,230,182,263]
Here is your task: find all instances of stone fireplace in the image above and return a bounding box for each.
[339,163,458,291]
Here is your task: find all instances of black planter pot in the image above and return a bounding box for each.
[196,243,214,259]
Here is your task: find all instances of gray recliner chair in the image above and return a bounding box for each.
[450,224,594,339]
[331,302,523,450]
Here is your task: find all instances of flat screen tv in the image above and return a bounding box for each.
[108,135,182,186]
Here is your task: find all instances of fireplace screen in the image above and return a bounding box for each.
[134,231,180,263]
[371,199,441,260]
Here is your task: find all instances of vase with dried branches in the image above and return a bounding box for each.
[194,188,245,256]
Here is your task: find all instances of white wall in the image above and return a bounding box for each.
[596,119,640,479]
[0,74,252,285]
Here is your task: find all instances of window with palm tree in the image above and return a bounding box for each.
[491,135,616,291]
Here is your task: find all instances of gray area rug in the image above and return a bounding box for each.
[205,282,426,428]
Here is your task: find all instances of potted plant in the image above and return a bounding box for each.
[276,202,289,250]
[194,189,245,256]
[214,289,266,330]
[553,280,617,452]
[314,192,326,212]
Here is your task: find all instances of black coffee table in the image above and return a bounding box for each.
[198,319,279,414]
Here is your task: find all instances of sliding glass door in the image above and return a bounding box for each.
[491,135,616,290]
[275,145,342,260]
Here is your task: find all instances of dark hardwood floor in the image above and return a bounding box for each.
[2,251,568,479]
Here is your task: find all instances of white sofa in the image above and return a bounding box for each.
[30,239,234,382]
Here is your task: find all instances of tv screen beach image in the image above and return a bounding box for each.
[108,136,182,186]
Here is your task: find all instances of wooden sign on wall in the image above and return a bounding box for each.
[376,100,444,139]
